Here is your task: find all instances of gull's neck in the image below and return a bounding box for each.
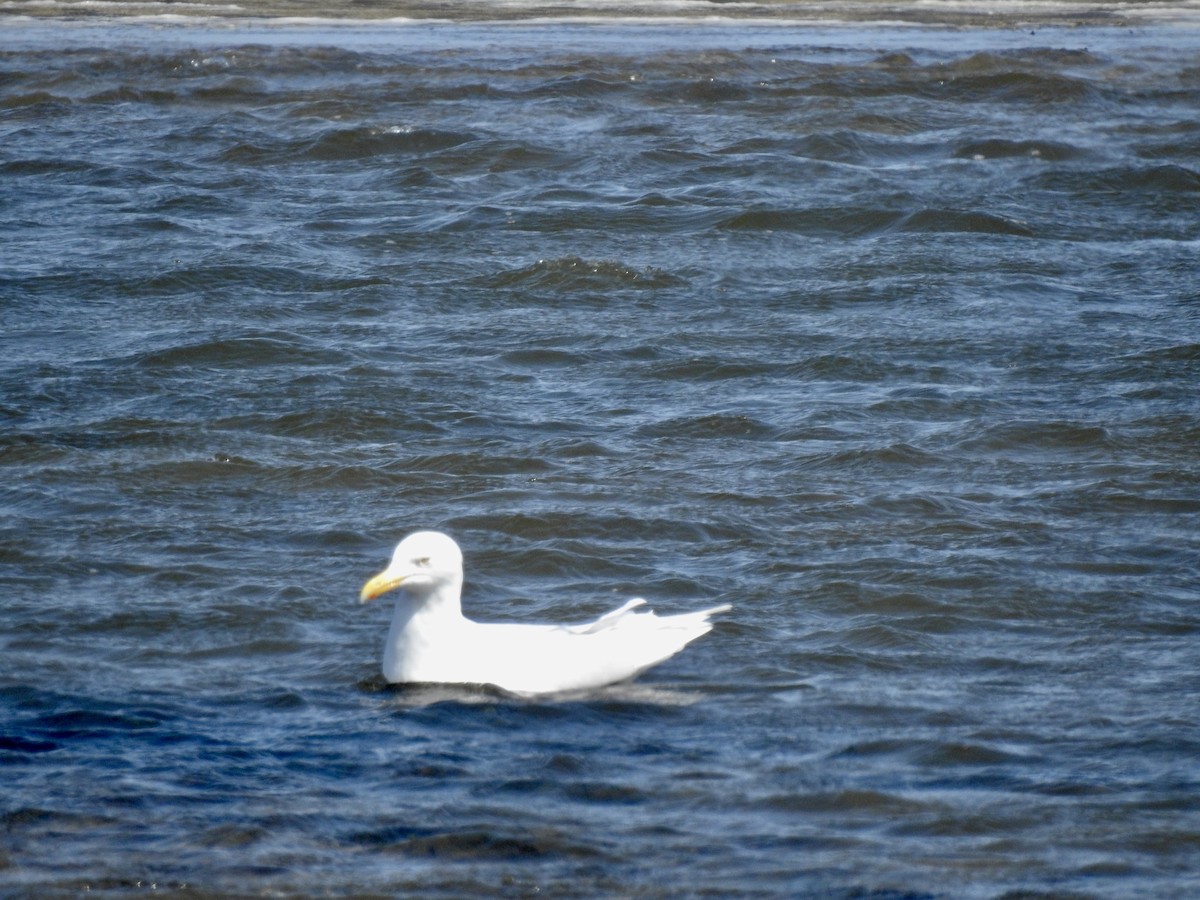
[382,574,466,682]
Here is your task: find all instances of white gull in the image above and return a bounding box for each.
[360,531,730,696]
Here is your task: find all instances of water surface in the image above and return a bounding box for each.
[2,12,1198,898]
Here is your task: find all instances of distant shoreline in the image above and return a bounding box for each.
[2,0,1197,29]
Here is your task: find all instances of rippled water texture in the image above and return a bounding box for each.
[2,16,1199,899]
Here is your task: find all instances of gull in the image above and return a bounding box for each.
[359,531,730,696]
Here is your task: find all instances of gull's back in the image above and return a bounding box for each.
[450,600,731,696]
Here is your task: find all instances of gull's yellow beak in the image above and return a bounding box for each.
[360,570,405,604]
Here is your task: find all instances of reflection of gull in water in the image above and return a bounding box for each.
[360,531,730,697]
[372,682,715,710]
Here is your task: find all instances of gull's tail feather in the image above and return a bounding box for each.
[525,600,732,695]
[667,602,733,625]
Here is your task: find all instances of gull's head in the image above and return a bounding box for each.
[359,531,464,604]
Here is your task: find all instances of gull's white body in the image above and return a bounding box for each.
[360,531,730,696]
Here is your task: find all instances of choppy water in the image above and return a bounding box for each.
[2,11,1199,898]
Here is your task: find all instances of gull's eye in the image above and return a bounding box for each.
[414,557,431,568]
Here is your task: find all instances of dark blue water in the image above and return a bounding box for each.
[2,12,1199,898]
